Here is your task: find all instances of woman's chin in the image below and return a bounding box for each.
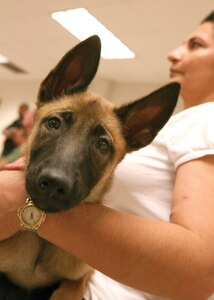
[168,76,182,84]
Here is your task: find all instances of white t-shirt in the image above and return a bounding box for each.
[85,103,214,300]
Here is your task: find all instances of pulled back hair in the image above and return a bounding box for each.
[201,11,214,23]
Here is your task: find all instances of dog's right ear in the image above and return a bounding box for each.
[116,82,180,151]
[37,35,101,104]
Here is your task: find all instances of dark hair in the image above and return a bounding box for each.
[4,120,28,138]
[201,11,214,23]
[6,120,24,130]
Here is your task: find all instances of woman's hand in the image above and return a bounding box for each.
[3,157,25,171]
[0,170,27,240]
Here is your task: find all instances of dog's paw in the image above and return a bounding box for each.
[50,279,85,300]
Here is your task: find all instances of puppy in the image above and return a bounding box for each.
[0,35,180,299]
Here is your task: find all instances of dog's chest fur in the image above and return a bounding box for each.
[0,232,91,289]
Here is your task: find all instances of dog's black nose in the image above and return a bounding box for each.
[35,168,74,211]
[38,171,68,195]
[26,163,94,212]
[38,174,67,196]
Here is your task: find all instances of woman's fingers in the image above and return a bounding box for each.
[4,157,25,170]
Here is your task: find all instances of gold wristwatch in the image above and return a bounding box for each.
[17,198,46,231]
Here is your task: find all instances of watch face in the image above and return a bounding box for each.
[22,205,43,226]
[18,200,46,230]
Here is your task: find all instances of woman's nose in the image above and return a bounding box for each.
[167,46,184,62]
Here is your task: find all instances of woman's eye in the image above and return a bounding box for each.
[46,117,61,130]
[96,138,110,152]
[189,40,202,49]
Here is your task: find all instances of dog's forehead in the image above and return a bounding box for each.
[37,91,119,127]
[34,92,126,149]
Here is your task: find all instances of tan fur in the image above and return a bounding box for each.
[0,34,179,299]
[0,92,129,300]
[28,92,127,205]
[51,272,93,300]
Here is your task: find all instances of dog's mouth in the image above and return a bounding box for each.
[25,167,91,213]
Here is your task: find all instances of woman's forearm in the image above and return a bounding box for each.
[37,203,214,299]
[0,167,213,298]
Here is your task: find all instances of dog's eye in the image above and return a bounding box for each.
[46,117,61,130]
[96,138,110,152]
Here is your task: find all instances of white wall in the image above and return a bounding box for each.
[106,80,183,111]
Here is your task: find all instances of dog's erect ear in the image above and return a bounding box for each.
[116,82,180,151]
[37,35,101,104]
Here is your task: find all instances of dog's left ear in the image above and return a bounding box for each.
[116,82,180,151]
[37,35,101,104]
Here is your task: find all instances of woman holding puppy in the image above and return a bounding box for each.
[1,10,214,300]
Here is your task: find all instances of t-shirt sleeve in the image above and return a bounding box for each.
[165,105,214,169]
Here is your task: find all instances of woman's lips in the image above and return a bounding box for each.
[169,68,183,78]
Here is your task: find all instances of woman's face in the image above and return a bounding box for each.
[168,22,214,103]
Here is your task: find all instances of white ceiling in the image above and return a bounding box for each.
[0,0,213,85]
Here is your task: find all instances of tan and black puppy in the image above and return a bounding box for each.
[0,36,180,299]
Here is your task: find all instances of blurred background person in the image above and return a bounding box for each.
[1,103,29,157]
[0,122,28,170]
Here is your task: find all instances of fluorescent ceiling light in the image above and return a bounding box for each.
[0,54,9,64]
[51,8,135,60]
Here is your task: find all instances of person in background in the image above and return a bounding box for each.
[22,105,36,134]
[0,10,214,300]
[0,127,16,157]
[0,122,28,170]
[1,103,29,157]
